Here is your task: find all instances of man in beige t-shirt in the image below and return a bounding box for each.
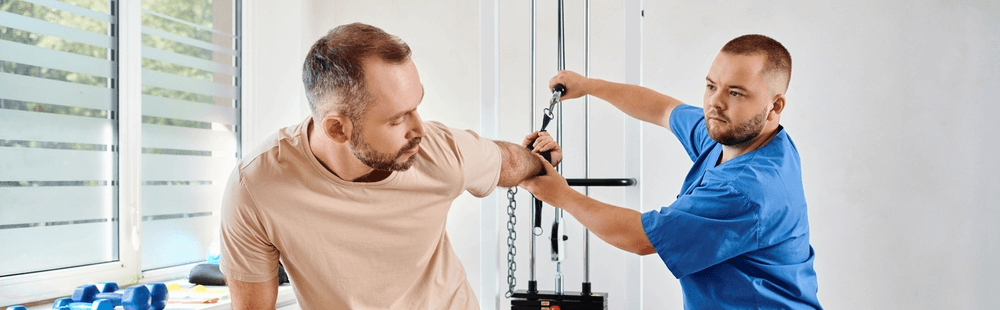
[219,23,559,309]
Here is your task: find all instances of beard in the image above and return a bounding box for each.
[349,128,422,172]
[707,106,768,147]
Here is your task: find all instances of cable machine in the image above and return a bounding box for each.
[505,1,636,309]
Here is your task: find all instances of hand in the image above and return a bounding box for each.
[549,70,591,101]
[522,131,562,167]
[518,153,572,207]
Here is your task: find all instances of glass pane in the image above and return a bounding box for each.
[0,0,117,277]
[140,0,239,270]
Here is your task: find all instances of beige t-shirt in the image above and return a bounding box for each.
[219,118,502,309]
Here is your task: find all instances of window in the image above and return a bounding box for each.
[0,0,119,277]
[0,0,240,305]
[139,0,240,271]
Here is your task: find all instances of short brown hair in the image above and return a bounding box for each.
[720,34,791,93]
[302,23,412,123]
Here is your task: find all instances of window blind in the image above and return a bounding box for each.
[139,0,239,270]
[0,0,118,277]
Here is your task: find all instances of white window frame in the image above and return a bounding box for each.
[0,0,247,305]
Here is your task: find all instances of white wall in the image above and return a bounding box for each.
[640,1,1000,309]
[250,0,1000,309]
[241,1,312,151]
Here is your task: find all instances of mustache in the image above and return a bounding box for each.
[706,113,727,122]
[397,137,422,156]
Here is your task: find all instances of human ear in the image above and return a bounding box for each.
[768,94,786,120]
[321,115,353,144]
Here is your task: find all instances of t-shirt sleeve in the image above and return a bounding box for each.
[444,125,502,198]
[669,104,715,161]
[218,167,281,283]
[641,182,761,279]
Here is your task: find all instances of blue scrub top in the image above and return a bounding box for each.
[642,104,822,309]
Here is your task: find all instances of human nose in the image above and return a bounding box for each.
[707,88,726,111]
[408,111,426,139]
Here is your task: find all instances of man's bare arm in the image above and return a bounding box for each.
[550,70,683,129]
[561,190,656,255]
[495,141,545,188]
[519,160,655,256]
[228,275,279,310]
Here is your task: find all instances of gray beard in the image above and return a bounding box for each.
[349,130,421,171]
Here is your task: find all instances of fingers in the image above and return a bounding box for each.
[548,70,585,100]
[531,152,557,172]
[528,132,559,153]
[533,139,557,153]
[522,131,540,148]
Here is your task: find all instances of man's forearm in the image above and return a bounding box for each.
[587,78,683,128]
[560,190,656,256]
[495,141,543,188]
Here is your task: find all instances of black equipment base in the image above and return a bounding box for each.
[510,289,608,310]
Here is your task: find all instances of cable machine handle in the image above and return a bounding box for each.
[566,178,637,187]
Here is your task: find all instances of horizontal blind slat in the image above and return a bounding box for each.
[142,69,236,100]
[141,8,232,38]
[142,215,218,270]
[0,39,114,78]
[141,123,237,153]
[20,0,114,23]
[141,154,235,181]
[0,186,112,225]
[0,11,114,48]
[0,223,115,277]
[142,95,236,125]
[0,148,113,181]
[0,109,114,145]
[141,184,224,215]
[141,26,236,56]
[0,72,114,111]
[142,45,236,76]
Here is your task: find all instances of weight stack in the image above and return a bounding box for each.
[510,290,607,310]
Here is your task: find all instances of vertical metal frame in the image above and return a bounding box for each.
[116,0,143,284]
[235,0,243,161]
[622,0,645,308]
[478,0,501,308]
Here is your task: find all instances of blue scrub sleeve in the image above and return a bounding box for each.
[642,183,761,279]
[669,104,715,162]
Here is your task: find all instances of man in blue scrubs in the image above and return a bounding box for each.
[521,34,822,309]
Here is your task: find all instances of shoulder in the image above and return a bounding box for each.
[714,129,805,211]
[419,121,497,157]
[238,118,311,183]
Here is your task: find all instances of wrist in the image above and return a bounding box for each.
[557,187,587,212]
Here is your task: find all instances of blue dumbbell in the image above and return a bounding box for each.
[91,285,150,310]
[7,306,28,310]
[96,282,119,293]
[145,283,169,310]
[70,285,100,303]
[52,297,113,310]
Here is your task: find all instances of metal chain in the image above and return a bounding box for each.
[504,187,518,298]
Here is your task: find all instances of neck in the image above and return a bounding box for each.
[717,125,781,166]
[308,121,377,182]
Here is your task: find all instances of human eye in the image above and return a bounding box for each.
[729,91,743,97]
[706,84,716,91]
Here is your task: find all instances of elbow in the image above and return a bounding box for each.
[631,239,657,256]
[636,244,657,256]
